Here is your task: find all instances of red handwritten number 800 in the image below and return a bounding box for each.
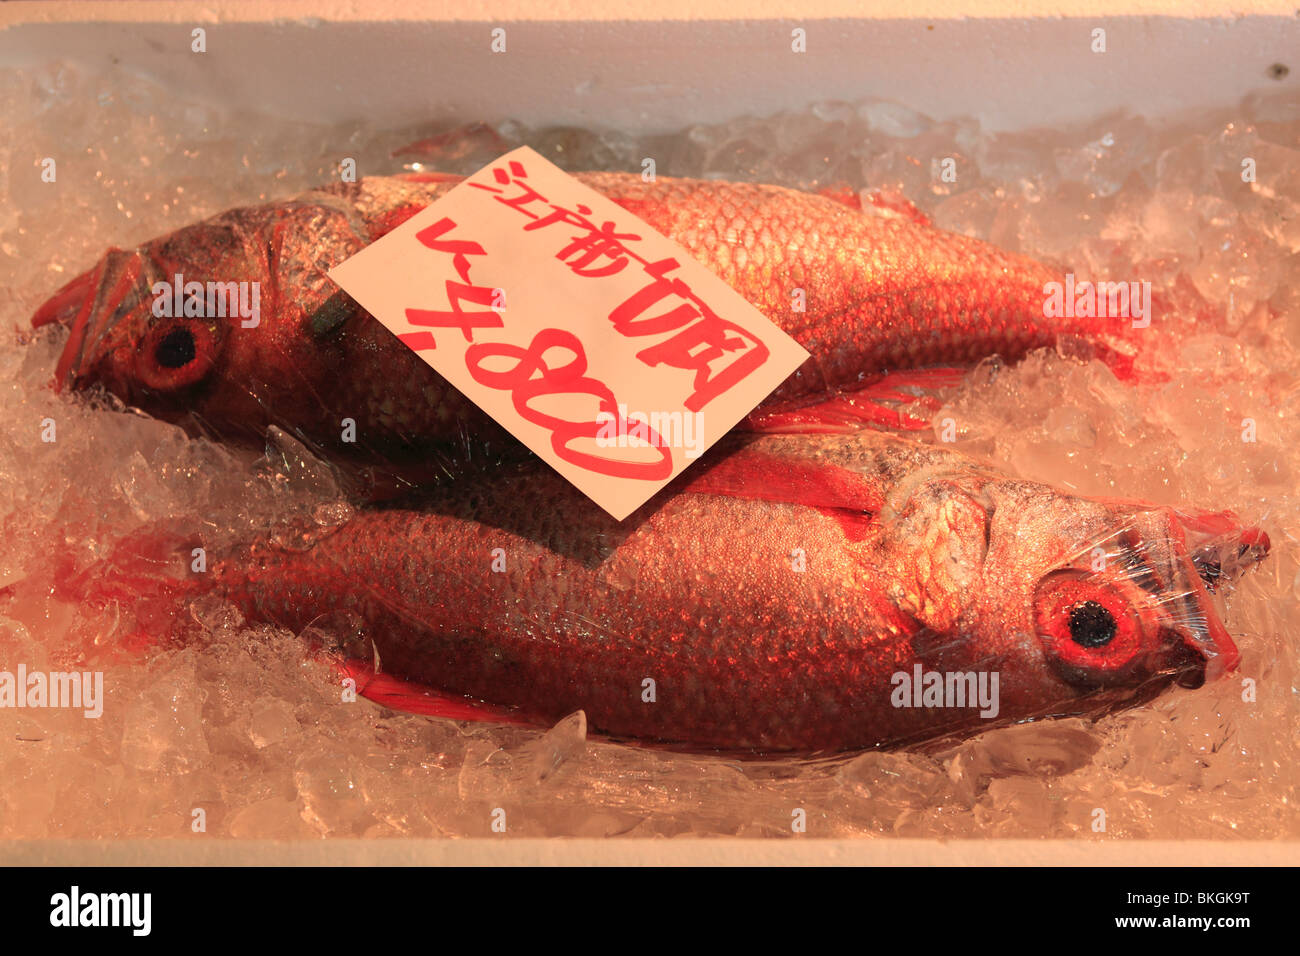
[465,328,673,481]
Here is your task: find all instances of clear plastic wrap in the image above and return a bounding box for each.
[1,62,1293,838]
[90,429,1264,758]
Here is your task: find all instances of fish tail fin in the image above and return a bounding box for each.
[51,520,207,648]
[390,121,511,163]
[815,184,864,210]
[860,188,933,227]
[815,184,933,227]
[1054,332,1144,382]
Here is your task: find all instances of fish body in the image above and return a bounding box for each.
[34,172,1138,471]
[202,431,1259,753]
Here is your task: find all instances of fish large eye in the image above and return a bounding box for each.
[1032,570,1158,687]
[155,326,196,367]
[135,320,219,391]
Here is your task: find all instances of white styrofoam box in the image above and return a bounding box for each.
[0,0,1296,134]
[0,0,1296,867]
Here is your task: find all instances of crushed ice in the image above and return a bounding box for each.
[0,61,1296,838]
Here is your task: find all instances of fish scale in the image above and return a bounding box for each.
[199,430,1256,753]
[29,162,1262,754]
[35,171,1137,475]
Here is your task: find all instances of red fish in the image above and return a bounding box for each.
[31,173,1141,479]
[82,431,1265,754]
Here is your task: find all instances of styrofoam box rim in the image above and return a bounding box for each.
[1,1,1297,132]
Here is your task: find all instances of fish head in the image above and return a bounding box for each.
[32,202,366,441]
[878,467,1267,715]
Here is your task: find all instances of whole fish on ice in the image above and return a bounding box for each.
[89,430,1266,754]
[31,172,1142,481]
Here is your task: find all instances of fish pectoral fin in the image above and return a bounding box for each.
[683,447,885,516]
[340,661,530,726]
[745,367,966,433]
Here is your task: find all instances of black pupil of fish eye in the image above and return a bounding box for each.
[155,326,196,369]
[1068,600,1117,648]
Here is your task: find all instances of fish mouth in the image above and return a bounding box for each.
[1130,508,1268,686]
[31,248,147,392]
[1179,507,1271,593]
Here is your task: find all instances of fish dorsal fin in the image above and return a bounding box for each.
[746,367,965,434]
